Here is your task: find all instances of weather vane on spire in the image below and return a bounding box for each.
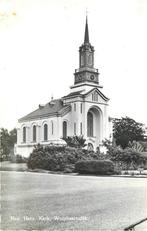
[86,8,89,17]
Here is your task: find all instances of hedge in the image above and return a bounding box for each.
[75,160,115,175]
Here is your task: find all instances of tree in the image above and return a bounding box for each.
[0,128,10,160]
[0,128,17,161]
[113,117,145,149]
[9,128,17,148]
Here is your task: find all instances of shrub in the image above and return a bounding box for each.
[75,160,115,175]
[128,140,144,152]
[27,145,65,171]
[27,144,101,172]
[103,139,147,170]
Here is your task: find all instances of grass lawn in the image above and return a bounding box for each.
[1,171,147,230]
[1,161,27,171]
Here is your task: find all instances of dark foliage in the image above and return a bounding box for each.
[75,160,115,175]
[113,117,145,149]
[0,128,17,161]
[27,144,100,172]
[0,128,10,161]
[103,139,147,170]
[62,135,87,148]
[9,128,17,147]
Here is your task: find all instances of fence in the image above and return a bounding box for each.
[124,217,147,231]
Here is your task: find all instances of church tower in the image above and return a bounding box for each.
[73,17,99,88]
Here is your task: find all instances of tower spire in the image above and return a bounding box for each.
[73,16,99,87]
[84,16,89,44]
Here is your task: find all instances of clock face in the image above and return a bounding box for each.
[90,75,94,80]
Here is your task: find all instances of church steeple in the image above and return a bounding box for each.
[84,16,89,44]
[73,17,99,87]
[79,17,94,69]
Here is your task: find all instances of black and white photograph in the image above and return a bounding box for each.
[0,0,147,230]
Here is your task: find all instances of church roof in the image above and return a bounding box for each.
[19,99,71,122]
[62,87,109,101]
[62,90,83,99]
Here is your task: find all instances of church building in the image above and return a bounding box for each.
[15,17,112,157]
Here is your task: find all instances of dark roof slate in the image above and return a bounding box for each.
[62,90,83,98]
[19,99,70,122]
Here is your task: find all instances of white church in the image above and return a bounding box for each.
[15,17,112,157]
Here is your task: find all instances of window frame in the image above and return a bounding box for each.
[87,111,93,137]
[63,121,67,139]
[23,126,26,143]
[74,122,76,135]
[33,125,37,142]
[80,122,82,135]
[74,103,76,111]
[80,103,82,113]
[44,123,48,141]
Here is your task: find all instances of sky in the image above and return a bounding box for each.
[0,0,147,131]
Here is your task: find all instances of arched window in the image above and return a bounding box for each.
[44,124,48,141]
[23,127,26,143]
[80,103,82,113]
[87,111,93,137]
[80,122,82,135]
[33,125,36,142]
[51,121,54,135]
[74,122,76,135]
[63,121,67,138]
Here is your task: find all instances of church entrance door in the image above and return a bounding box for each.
[63,121,67,138]
[87,107,102,147]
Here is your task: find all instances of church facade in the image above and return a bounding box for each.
[15,18,112,157]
